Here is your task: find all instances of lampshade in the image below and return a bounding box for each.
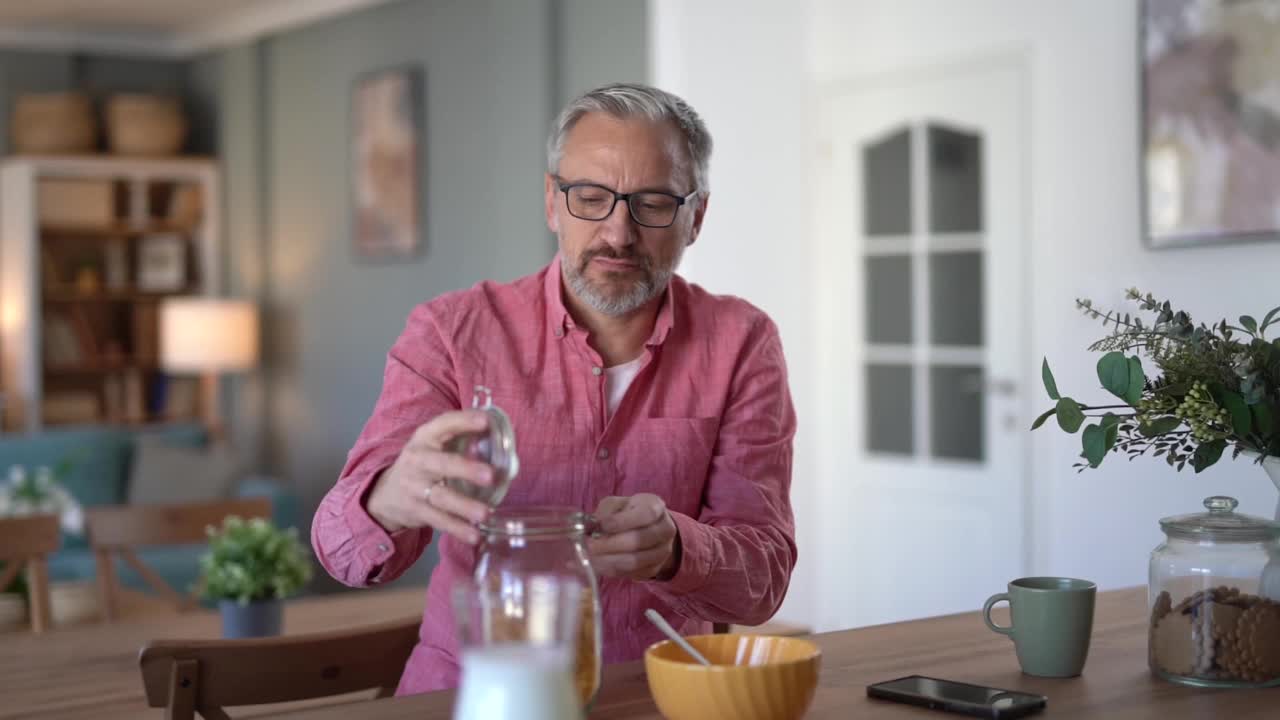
[160,298,259,373]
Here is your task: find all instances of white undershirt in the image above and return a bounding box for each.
[605,356,645,418]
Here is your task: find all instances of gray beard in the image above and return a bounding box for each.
[562,256,675,317]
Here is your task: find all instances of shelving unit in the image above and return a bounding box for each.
[0,155,221,431]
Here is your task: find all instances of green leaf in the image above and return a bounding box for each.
[1097,352,1130,402]
[1102,413,1120,449]
[1240,315,1258,334]
[1254,404,1275,438]
[1222,391,1252,437]
[1125,356,1145,406]
[1082,424,1107,467]
[1030,408,1056,431]
[1192,440,1227,473]
[1260,306,1280,332]
[1041,358,1060,400]
[1140,416,1182,436]
[1056,397,1085,433]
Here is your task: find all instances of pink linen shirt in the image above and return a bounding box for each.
[312,255,797,695]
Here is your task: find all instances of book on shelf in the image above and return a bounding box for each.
[42,312,83,366]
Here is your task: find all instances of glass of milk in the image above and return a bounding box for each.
[452,574,584,720]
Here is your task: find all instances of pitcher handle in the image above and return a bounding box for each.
[983,592,1014,637]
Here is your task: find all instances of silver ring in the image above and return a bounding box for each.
[422,481,440,505]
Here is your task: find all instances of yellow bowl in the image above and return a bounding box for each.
[644,634,821,720]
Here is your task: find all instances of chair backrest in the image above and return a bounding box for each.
[138,616,421,720]
[0,514,60,632]
[87,498,271,620]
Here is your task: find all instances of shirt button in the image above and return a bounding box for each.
[597,447,610,460]
[591,366,602,376]
[377,543,389,553]
[554,328,564,338]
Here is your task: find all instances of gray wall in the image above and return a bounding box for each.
[193,0,647,585]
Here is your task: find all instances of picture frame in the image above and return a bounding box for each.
[136,234,187,291]
[350,64,424,260]
[1140,0,1280,249]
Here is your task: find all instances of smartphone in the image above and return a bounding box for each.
[866,675,1047,719]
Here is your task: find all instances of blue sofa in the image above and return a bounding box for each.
[0,424,299,599]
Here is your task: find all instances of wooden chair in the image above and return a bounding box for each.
[87,498,271,621]
[0,514,60,633]
[138,616,420,720]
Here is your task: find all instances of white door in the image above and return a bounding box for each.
[813,58,1030,630]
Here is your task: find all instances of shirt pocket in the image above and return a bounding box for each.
[621,417,720,517]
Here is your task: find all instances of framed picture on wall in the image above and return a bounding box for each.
[350,64,423,260]
[1141,0,1280,249]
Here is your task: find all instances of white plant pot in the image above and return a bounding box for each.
[1258,456,1280,601]
[1264,456,1280,522]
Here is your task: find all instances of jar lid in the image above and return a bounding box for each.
[1159,496,1280,543]
[446,386,520,507]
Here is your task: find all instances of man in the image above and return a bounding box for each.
[312,82,796,695]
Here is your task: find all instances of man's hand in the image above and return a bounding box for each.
[364,410,494,544]
[587,494,681,580]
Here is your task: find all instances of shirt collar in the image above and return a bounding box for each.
[544,253,677,347]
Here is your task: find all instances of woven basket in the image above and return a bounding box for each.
[50,581,99,626]
[11,92,97,154]
[106,94,188,156]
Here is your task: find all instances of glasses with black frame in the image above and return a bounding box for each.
[555,176,698,229]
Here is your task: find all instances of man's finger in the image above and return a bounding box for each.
[414,410,490,450]
[406,450,494,488]
[592,496,629,522]
[596,496,665,534]
[593,544,669,577]
[588,524,666,555]
[422,483,490,525]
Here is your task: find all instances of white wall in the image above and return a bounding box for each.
[650,0,820,626]
[653,0,1280,631]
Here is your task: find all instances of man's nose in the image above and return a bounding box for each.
[598,198,639,249]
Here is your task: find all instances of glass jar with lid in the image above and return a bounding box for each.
[1149,495,1280,687]
[473,507,603,707]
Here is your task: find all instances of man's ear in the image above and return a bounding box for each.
[687,192,710,247]
[544,173,561,233]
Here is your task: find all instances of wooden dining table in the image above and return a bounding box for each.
[4,585,1276,718]
[255,586,1277,719]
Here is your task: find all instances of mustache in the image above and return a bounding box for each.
[580,247,651,270]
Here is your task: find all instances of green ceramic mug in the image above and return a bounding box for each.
[983,576,1097,678]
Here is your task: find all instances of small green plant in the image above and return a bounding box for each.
[1036,290,1280,472]
[200,516,313,605]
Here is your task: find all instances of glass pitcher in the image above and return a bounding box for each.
[452,574,584,720]
[474,507,603,707]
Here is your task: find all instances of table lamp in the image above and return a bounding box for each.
[159,298,259,439]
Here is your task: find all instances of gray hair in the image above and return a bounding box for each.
[547,82,712,192]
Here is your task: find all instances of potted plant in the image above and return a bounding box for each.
[1035,290,1280,515]
[199,516,312,638]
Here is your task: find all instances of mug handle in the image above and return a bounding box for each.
[983,593,1014,637]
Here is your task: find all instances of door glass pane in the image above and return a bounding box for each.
[928,124,982,233]
[865,256,912,344]
[867,363,913,455]
[862,127,912,236]
[930,365,984,461]
[929,251,983,346]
